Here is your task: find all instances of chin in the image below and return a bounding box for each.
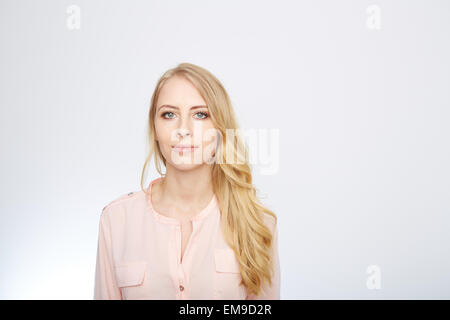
[169,163,204,171]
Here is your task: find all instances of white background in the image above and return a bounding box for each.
[1,0,449,299]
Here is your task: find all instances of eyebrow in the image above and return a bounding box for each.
[157,104,208,112]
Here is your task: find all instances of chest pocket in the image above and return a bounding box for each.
[114,260,148,299]
[214,248,247,299]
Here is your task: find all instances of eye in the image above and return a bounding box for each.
[194,111,209,120]
[161,111,175,119]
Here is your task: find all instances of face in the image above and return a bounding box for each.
[154,75,218,171]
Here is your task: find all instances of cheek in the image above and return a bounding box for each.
[200,126,218,153]
[155,121,172,142]
[202,124,218,142]
[201,136,216,149]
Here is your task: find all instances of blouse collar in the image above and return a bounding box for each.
[146,177,218,225]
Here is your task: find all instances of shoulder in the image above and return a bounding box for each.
[101,190,146,220]
[102,191,137,212]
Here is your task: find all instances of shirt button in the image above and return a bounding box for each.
[179,285,184,291]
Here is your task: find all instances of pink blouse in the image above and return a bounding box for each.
[94,177,280,300]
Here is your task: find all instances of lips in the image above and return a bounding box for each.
[172,145,199,152]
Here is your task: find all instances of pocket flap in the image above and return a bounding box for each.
[114,260,147,287]
[214,248,241,273]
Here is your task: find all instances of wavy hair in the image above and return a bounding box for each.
[140,62,277,297]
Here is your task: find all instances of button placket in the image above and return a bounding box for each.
[178,264,185,295]
[176,224,187,298]
[174,218,204,299]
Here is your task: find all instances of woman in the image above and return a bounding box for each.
[94,62,280,300]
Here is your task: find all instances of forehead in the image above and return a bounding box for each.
[157,75,206,108]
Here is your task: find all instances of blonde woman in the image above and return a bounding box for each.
[94,63,280,300]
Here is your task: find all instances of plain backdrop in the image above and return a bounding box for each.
[1,0,449,299]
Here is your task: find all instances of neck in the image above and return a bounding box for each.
[156,165,214,214]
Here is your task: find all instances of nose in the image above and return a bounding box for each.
[174,112,192,137]
[176,128,191,138]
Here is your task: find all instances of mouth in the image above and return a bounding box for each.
[172,145,199,152]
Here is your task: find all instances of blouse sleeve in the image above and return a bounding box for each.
[94,208,122,300]
[246,221,281,300]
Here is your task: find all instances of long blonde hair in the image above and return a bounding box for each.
[140,62,277,297]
